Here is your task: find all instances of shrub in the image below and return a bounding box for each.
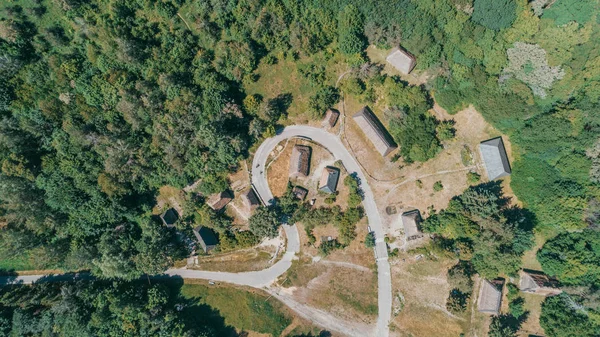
[364,232,376,248]
[433,181,443,192]
[467,172,481,184]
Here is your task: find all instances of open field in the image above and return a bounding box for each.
[390,251,467,337]
[180,281,299,336]
[244,51,346,123]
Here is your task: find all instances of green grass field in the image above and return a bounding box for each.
[180,282,293,336]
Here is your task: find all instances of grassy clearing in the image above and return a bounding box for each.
[244,50,345,121]
[180,282,292,336]
[0,253,34,271]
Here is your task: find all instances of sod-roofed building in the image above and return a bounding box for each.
[323,108,340,128]
[477,279,504,315]
[318,166,340,194]
[193,226,218,253]
[519,269,561,296]
[480,137,511,181]
[292,186,308,200]
[353,106,397,157]
[243,187,262,211]
[206,191,233,211]
[401,209,423,241]
[386,47,416,75]
[289,145,311,178]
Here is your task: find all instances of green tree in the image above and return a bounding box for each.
[249,206,280,239]
[472,0,517,31]
[364,232,376,248]
[337,5,366,55]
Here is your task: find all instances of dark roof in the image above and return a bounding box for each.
[290,145,311,177]
[292,186,308,200]
[319,166,340,194]
[352,106,397,156]
[206,191,233,211]
[244,188,261,209]
[193,226,218,253]
[324,108,340,127]
[401,209,422,240]
[480,137,511,180]
[160,208,179,227]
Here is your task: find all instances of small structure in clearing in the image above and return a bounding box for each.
[319,166,340,194]
[206,190,233,211]
[193,226,218,253]
[243,187,262,210]
[519,269,561,296]
[401,209,423,241]
[479,137,511,181]
[386,47,416,75]
[160,208,179,228]
[323,108,340,128]
[477,279,504,315]
[353,106,397,157]
[289,145,311,178]
[292,186,308,200]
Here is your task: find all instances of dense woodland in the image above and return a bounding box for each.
[0,0,600,335]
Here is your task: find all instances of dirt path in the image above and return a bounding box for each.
[318,260,371,273]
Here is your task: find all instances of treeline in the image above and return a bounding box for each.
[0,278,231,336]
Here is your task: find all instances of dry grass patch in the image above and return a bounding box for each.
[153,185,185,215]
[192,247,276,273]
[390,252,467,337]
[519,293,545,337]
[294,266,378,323]
[265,139,353,209]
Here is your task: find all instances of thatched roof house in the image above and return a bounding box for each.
[206,191,233,211]
[292,186,308,200]
[160,208,179,228]
[401,209,422,240]
[519,269,561,296]
[386,47,416,75]
[324,108,340,128]
[318,166,340,194]
[193,226,218,253]
[289,145,311,177]
[243,187,262,210]
[353,106,397,157]
[480,137,511,181]
[477,279,504,315]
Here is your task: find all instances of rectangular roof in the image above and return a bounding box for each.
[477,279,503,315]
[243,187,262,209]
[206,191,233,211]
[401,209,422,239]
[480,137,511,180]
[193,226,218,252]
[289,145,311,177]
[353,106,397,157]
[292,186,308,200]
[318,166,340,194]
[386,47,416,74]
[324,108,340,127]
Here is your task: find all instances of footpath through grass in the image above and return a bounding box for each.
[180,282,292,336]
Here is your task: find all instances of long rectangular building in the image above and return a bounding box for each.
[353,106,397,156]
